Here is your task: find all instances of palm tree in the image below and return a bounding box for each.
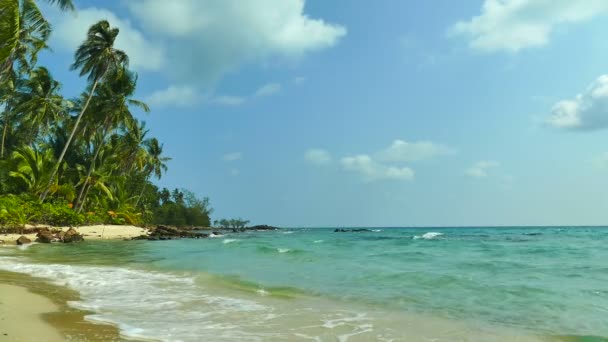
[9,145,56,195]
[135,137,170,207]
[13,67,69,146]
[1,0,74,75]
[40,20,128,201]
[74,69,149,210]
[0,0,20,68]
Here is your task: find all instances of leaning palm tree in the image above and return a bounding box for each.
[74,69,149,210]
[40,20,128,201]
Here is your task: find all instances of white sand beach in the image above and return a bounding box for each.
[0,225,149,245]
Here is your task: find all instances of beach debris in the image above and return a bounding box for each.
[16,236,31,245]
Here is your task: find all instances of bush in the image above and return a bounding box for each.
[0,195,84,227]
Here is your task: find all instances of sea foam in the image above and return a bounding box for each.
[413,232,444,240]
[0,257,271,341]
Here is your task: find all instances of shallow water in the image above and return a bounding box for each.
[1,227,607,341]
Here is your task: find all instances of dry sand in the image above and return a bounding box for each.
[0,284,64,341]
[0,225,149,245]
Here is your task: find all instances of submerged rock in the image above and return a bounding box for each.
[16,236,31,245]
[249,225,279,231]
[334,228,372,233]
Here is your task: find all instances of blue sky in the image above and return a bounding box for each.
[39,0,608,227]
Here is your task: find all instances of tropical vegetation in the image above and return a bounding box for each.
[0,2,213,228]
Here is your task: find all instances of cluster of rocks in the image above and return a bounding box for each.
[334,228,373,233]
[132,225,280,241]
[16,227,84,245]
[132,225,211,241]
[216,225,280,233]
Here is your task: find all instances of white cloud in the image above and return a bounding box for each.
[49,7,164,71]
[223,152,243,162]
[126,0,346,84]
[376,139,455,162]
[341,155,414,182]
[146,85,200,108]
[466,161,500,178]
[254,83,282,97]
[547,75,608,131]
[294,76,307,85]
[449,0,608,53]
[212,95,246,106]
[230,168,240,176]
[305,149,332,165]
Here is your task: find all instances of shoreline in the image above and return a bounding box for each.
[0,225,149,245]
[0,270,124,341]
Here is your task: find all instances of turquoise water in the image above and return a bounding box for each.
[1,227,608,341]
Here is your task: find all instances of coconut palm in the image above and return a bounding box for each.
[0,0,73,75]
[40,20,128,201]
[13,67,69,146]
[134,137,170,207]
[74,69,149,210]
[0,0,20,68]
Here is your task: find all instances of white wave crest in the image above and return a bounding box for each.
[413,232,444,240]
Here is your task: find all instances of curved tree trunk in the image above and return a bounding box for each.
[75,117,110,210]
[134,179,148,209]
[77,182,93,214]
[40,78,100,202]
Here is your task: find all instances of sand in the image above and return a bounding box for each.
[0,225,149,245]
[0,284,64,341]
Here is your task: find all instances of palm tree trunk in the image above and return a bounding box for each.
[74,144,101,211]
[40,78,100,202]
[77,182,93,214]
[75,118,110,210]
[134,180,148,208]
[1,117,9,158]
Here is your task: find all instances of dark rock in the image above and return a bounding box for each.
[62,228,84,243]
[16,236,31,245]
[132,225,209,241]
[334,228,372,233]
[36,229,54,243]
[249,225,279,231]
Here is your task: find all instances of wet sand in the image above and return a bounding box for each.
[0,284,63,341]
[0,271,123,341]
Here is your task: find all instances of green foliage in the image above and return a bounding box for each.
[0,194,83,227]
[0,0,20,68]
[0,17,216,229]
[152,188,212,228]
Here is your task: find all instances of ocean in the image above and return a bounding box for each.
[1,227,607,341]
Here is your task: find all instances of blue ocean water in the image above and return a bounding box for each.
[1,227,607,341]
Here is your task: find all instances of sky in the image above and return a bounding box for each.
[38,0,608,227]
